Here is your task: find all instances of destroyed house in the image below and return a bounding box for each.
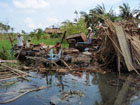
[66,33,87,48]
[66,32,87,42]
[45,28,63,36]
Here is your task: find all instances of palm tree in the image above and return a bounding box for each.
[133,4,140,19]
[0,22,7,33]
[93,4,119,22]
[21,30,26,35]
[4,25,10,33]
[11,27,14,32]
[0,24,10,33]
[107,7,120,22]
[74,10,79,22]
[82,4,120,28]
[94,4,106,15]
[80,4,106,29]
[119,3,133,19]
[134,9,140,19]
[80,11,93,28]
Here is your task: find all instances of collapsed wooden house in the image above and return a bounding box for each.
[97,19,140,73]
[45,28,63,36]
[66,33,87,48]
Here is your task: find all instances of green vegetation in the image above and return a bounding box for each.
[0,35,68,60]
[0,39,12,50]
[61,18,87,36]
[31,37,68,48]
[29,28,46,40]
[0,39,15,59]
[80,3,140,28]
[51,33,60,38]
[0,36,68,49]
[60,3,139,37]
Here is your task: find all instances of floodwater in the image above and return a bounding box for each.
[0,71,140,105]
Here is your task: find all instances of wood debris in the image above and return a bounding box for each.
[0,62,28,81]
[96,19,140,73]
[0,86,47,104]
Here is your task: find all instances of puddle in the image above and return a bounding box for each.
[0,71,140,105]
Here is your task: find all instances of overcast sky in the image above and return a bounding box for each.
[0,0,139,33]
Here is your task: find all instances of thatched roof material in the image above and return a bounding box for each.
[97,19,140,73]
[45,28,63,34]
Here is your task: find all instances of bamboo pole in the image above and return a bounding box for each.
[0,60,17,63]
[0,63,29,81]
[16,46,24,60]
[0,86,46,104]
[0,63,27,75]
[60,59,72,71]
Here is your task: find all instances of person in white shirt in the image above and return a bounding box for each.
[138,23,140,28]
[13,33,24,48]
[25,39,31,48]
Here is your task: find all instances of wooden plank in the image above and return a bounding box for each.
[81,32,87,42]
[115,25,135,71]
[0,75,24,81]
[0,60,17,63]
[66,33,81,39]
[66,33,87,42]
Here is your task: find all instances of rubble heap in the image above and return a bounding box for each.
[97,19,140,73]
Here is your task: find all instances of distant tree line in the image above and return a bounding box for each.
[0,3,139,40]
[0,22,14,33]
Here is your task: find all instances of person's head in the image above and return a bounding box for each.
[17,33,21,37]
[56,41,60,45]
[28,38,31,42]
[88,27,92,32]
[28,39,31,42]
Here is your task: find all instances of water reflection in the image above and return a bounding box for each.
[55,75,64,92]
[0,71,140,105]
[46,74,52,85]
[85,72,89,86]
[97,73,121,105]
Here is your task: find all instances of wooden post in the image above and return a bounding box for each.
[8,34,14,48]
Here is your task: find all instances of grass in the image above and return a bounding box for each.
[0,36,69,59]
[0,40,12,50]
[31,38,60,45]
[31,38,69,48]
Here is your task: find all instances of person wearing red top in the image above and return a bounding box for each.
[51,42,61,53]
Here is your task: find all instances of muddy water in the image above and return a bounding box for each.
[0,72,140,105]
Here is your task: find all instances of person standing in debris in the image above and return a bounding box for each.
[87,27,93,43]
[25,39,31,48]
[13,33,25,48]
[51,41,61,53]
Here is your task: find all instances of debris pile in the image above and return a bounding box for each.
[96,19,140,73]
[0,59,28,81]
[14,43,49,61]
[66,33,94,51]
